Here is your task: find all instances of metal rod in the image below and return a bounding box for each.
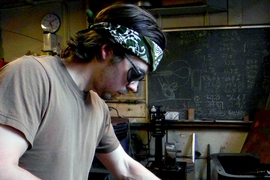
[192,133,196,163]
[163,25,270,32]
[207,144,211,180]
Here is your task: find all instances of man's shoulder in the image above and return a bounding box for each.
[10,55,56,67]
[90,91,102,101]
[3,55,61,79]
[89,91,107,106]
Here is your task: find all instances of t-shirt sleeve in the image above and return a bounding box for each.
[93,95,120,153]
[0,56,50,147]
[96,122,120,153]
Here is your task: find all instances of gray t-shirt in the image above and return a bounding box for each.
[0,55,119,180]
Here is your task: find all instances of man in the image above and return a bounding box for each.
[0,3,166,180]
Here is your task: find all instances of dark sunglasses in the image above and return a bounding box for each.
[125,55,145,84]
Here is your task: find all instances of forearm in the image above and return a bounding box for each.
[107,153,160,180]
[97,145,160,180]
[0,164,41,180]
[123,159,160,180]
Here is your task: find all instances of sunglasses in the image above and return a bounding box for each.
[125,55,145,84]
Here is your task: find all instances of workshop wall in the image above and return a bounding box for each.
[0,1,87,61]
[1,0,270,180]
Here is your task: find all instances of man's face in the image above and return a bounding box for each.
[93,55,149,100]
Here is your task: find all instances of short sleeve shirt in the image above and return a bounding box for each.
[0,56,119,180]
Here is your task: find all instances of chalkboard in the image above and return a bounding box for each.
[148,26,270,120]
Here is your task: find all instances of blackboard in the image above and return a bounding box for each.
[148,26,270,120]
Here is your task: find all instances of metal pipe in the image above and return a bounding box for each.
[192,133,196,163]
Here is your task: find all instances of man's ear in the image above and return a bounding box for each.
[101,44,114,60]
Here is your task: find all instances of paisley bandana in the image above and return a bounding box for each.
[89,22,163,71]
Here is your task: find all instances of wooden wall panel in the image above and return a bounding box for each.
[108,103,147,118]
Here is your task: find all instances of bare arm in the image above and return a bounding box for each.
[0,125,41,180]
[96,145,160,180]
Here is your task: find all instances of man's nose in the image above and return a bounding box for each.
[126,81,139,93]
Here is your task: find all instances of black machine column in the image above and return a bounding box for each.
[150,106,166,166]
[148,106,191,180]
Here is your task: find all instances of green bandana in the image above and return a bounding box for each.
[90,22,163,71]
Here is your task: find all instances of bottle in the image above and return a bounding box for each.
[150,106,156,120]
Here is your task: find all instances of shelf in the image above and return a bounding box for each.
[147,5,227,16]
[130,120,252,130]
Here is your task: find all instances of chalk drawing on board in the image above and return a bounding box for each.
[151,60,192,99]
[148,59,203,115]
[148,27,270,120]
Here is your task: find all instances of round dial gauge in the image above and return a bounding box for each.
[41,13,61,33]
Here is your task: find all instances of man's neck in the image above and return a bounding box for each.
[63,60,93,91]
